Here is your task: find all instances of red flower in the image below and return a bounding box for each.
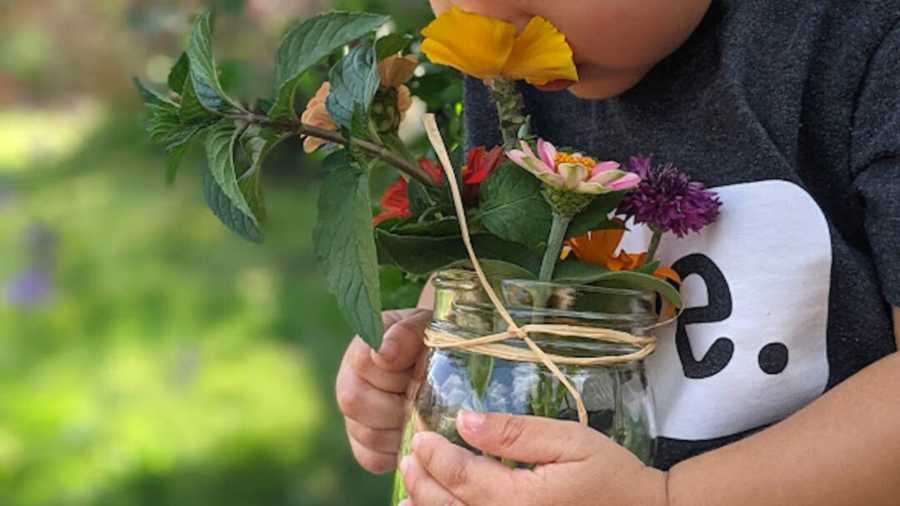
[418,146,505,202]
[419,159,445,185]
[463,146,504,187]
[373,147,505,226]
[373,178,412,226]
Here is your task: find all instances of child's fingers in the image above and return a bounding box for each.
[401,454,469,506]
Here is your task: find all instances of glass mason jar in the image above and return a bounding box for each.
[391,269,660,505]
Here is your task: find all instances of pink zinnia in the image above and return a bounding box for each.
[506,139,640,194]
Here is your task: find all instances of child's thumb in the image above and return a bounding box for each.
[372,309,432,371]
[456,411,603,464]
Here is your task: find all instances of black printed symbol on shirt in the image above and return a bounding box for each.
[672,254,735,379]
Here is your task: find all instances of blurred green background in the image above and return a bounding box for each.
[0,1,456,505]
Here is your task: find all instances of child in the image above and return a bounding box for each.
[336,1,900,504]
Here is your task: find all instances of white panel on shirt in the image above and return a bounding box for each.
[620,180,832,441]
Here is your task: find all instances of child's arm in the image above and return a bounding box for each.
[668,341,900,506]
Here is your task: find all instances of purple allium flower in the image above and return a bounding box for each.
[617,155,721,238]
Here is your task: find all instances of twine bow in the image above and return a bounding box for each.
[422,115,660,425]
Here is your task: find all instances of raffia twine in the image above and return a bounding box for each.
[421,115,665,425]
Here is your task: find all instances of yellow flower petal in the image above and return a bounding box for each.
[379,55,419,89]
[504,16,579,85]
[421,6,516,80]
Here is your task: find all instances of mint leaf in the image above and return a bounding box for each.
[314,151,384,346]
[375,33,414,60]
[201,167,262,243]
[180,75,219,124]
[165,123,207,184]
[270,11,389,122]
[237,125,289,223]
[137,79,208,184]
[326,45,380,130]
[134,78,175,107]
[203,120,260,237]
[187,10,239,112]
[168,52,190,94]
[479,162,553,250]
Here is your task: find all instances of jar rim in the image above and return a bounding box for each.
[501,278,655,298]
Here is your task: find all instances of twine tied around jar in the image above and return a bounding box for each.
[422,114,665,425]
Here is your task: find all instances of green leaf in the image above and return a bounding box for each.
[138,85,208,184]
[380,266,426,310]
[165,123,207,184]
[180,75,218,124]
[478,162,553,249]
[203,120,260,236]
[406,180,439,216]
[187,10,238,112]
[326,45,381,130]
[375,33,414,60]
[553,261,683,308]
[568,192,627,237]
[237,125,289,222]
[270,11,389,122]
[144,103,180,145]
[448,259,535,282]
[376,230,541,277]
[390,217,462,237]
[314,151,384,346]
[201,167,262,243]
[168,52,190,93]
[134,78,175,107]
[468,355,494,398]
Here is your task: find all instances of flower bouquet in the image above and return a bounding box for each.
[136,6,720,504]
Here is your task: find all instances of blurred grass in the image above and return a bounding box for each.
[0,1,448,504]
[0,108,392,505]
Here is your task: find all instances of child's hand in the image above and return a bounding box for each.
[335,309,432,474]
[400,411,667,506]
[428,0,711,99]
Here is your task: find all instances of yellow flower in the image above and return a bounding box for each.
[421,6,578,86]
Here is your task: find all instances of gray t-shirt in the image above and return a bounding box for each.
[464,0,899,469]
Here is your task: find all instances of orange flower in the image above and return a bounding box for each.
[300,54,419,153]
[564,223,682,285]
[300,82,336,153]
[566,227,624,266]
[379,54,418,89]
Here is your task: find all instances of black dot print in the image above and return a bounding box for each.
[758,342,789,375]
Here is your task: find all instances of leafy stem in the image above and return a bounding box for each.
[225,111,435,186]
[298,124,434,186]
[538,213,572,282]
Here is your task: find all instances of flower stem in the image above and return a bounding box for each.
[297,124,435,186]
[227,111,436,187]
[539,213,572,282]
[487,78,528,151]
[646,229,663,263]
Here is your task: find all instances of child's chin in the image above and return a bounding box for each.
[565,66,654,100]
